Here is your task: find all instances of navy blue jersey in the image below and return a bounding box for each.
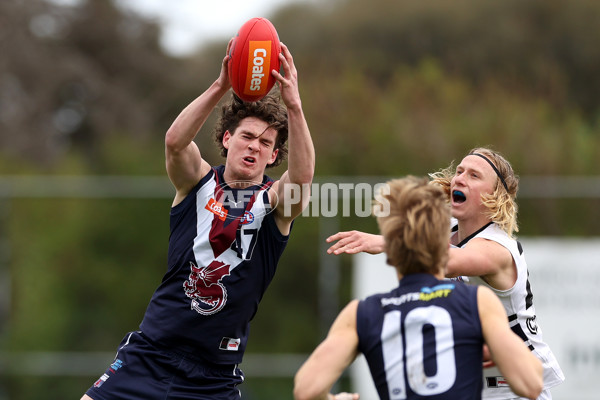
[357,273,484,400]
[140,165,289,365]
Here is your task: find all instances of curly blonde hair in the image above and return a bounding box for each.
[375,176,450,276]
[429,147,519,237]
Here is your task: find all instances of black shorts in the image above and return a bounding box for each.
[85,331,245,400]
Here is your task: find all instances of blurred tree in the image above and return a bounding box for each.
[273,0,600,178]
[301,0,600,120]
[0,0,201,171]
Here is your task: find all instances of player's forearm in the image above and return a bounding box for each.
[504,353,543,399]
[285,106,315,186]
[293,386,329,400]
[293,370,332,400]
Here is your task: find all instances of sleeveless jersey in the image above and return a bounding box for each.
[140,165,289,365]
[451,220,565,399]
[357,273,484,400]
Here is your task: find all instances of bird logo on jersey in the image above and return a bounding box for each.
[183,260,231,315]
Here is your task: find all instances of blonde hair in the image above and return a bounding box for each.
[375,176,450,276]
[429,147,519,237]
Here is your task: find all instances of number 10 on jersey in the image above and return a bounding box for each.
[381,306,457,399]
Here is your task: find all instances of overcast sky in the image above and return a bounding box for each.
[113,0,315,56]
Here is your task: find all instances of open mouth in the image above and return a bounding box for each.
[452,190,466,204]
[243,156,256,164]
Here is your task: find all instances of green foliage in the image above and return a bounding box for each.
[0,377,93,400]
[8,197,168,352]
[240,376,353,400]
[303,57,600,178]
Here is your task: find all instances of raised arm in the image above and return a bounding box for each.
[270,43,315,235]
[164,39,233,206]
[478,286,543,399]
[294,300,360,400]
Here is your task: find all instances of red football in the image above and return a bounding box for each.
[228,17,281,102]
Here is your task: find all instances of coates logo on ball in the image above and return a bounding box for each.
[228,17,281,102]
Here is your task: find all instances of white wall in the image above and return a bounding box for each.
[351,238,600,400]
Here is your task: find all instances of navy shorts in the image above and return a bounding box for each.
[85,331,245,400]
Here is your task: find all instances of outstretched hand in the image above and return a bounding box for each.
[326,231,385,255]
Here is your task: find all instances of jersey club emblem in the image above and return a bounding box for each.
[183,260,231,315]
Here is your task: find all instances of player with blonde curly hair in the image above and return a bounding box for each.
[429,147,518,237]
[326,148,564,399]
